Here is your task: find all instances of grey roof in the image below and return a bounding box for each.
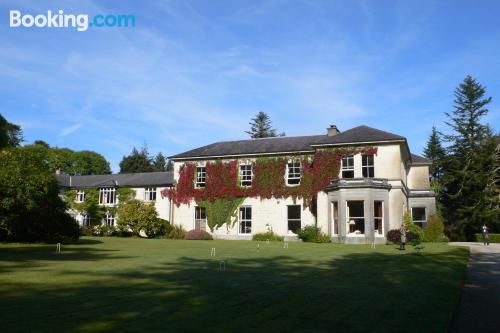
[56,171,174,188]
[170,125,406,159]
[411,154,432,165]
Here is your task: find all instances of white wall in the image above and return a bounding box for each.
[407,165,431,190]
[172,196,316,238]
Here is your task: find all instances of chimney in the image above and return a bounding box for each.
[327,124,340,136]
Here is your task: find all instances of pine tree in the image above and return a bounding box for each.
[245,111,284,138]
[0,114,22,148]
[119,147,153,173]
[424,126,446,180]
[442,75,498,239]
[152,152,167,172]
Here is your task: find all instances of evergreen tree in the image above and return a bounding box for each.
[0,114,22,148]
[152,152,167,172]
[441,75,499,239]
[424,126,446,180]
[119,147,153,173]
[245,111,284,138]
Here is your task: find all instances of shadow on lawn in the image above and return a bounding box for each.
[0,247,468,333]
[0,242,129,273]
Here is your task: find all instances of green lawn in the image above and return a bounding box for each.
[0,237,468,333]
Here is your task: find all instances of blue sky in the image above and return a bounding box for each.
[1,0,499,172]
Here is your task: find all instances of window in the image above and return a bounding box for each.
[144,187,157,201]
[332,201,339,235]
[99,187,116,205]
[341,155,354,178]
[412,207,427,228]
[195,166,206,188]
[362,154,374,178]
[104,213,115,226]
[239,206,252,234]
[75,190,85,203]
[82,214,91,228]
[374,201,383,235]
[347,201,364,235]
[195,206,207,231]
[239,164,252,187]
[287,161,301,185]
[287,205,301,233]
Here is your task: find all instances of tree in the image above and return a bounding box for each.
[424,126,446,180]
[70,151,111,175]
[245,111,285,138]
[119,147,154,173]
[441,75,499,240]
[0,114,22,148]
[24,144,111,175]
[152,152,167,172]
[0,147,79,242]
[117,199,163,237]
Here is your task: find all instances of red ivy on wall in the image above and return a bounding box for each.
[161,147,378,214]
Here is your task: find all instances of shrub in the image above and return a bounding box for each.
[167,225,186,239]
[423,215,448,242]
[117,199,163,238]
[297,225,331,243]
[252,231,283,241]
[387,229,421,244]
[185,229,213,240]
[474,233,500,243]
[157,218,173,237]
[92,224,115,236]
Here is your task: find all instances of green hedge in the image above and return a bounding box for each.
[474,233,500,243]
[252,231,283,242]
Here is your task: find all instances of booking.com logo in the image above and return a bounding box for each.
[9,10,136,32]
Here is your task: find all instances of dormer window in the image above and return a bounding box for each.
[75,190,85,203]
[239,164,252,187]
[362,154,374,178]
[287,161,301,185]
[144,187,157,201]
[99,187,116,205]
[195,166,206,188]
[341,155,354,178]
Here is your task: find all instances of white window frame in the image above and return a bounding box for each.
[104,213,115,227]
[341,155,355,178]
[144,187,157,202]
[195,166,206,188]
[286,161,301,186]
[75,190,85,203]
[374,201,384,236]
[346,201,365,236]
[362,154,375,178]
[411,207,427,228]
[332,201,339,235]
[238,206,252,235]
[99,187,116,206]
[239,164,253,187]
[287,205,302,234]
[82,214,91,227]
[194,206,207,231]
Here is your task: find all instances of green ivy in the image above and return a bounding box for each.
[63,187,136,225]
[196,197,244,232]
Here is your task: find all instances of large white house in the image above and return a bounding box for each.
[57,125,435,244]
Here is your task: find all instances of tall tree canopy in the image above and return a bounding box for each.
[0,147,79,242]
[424,126,446,181]
[27,142,111,175]
[120,147,172,173]
[0,114,22,148]
[245,111,285,138]
[441,75,499,239]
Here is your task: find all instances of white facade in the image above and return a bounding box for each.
[169,141,435,243]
